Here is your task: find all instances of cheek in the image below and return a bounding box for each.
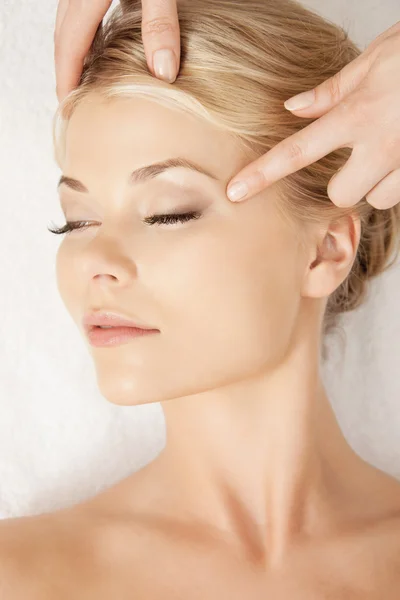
[158,223,303,381]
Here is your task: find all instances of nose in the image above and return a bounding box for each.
[80,234,140,287]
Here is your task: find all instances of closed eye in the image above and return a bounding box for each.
[143,211,202,226]
[47,211,203,235]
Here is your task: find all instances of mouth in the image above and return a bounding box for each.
[86,324,160,347]
[83,311,159,330]
[82,310,160,346]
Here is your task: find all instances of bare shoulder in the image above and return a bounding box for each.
[322,511,400,595]
[0,515,47,599]
[366,511,400,566]
[0,519,23,598]
[0,509,100,600]
[0,500,153,599]
[356,513,400,593]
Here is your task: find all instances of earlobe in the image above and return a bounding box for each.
[301,214,361,299]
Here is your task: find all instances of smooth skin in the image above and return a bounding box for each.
[54,2,400,210]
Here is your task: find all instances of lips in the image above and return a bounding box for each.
[86,324,159,347]
[83,311,158,332]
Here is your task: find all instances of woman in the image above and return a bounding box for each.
[2,0,400,596]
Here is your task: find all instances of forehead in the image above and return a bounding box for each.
[64,93,249,184]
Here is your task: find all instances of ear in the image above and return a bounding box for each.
[301,213,361,299]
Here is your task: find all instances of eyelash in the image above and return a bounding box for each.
[48,211,202,235]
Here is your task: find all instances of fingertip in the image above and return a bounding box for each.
[284,89,315,111]
[152,48,178,83]
[227,168,271,202]
[226,181,249,202]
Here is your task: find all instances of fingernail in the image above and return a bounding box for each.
[227,181,249,202]
[153,49,176,83]
[284,89,315,111]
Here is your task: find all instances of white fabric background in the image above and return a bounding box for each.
[0,1,399,520]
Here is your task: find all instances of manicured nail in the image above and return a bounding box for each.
[284,89,315,111]
[153,49,176,83]
[227,181,249,202]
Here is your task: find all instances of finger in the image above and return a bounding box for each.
[226,102,353,202]
[54,0,112,102]
[365,169,400,210]
[327,146,395,207]
[284,22,400,118]
[141,0,180,83]
[283,52,372,118]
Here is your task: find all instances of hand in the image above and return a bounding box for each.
[226,21,400,210]
[54,0,180,103]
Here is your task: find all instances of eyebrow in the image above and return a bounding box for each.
[57,157,219,192]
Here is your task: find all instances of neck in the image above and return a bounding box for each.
[151,334,366,567]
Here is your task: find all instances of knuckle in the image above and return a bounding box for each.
[142,17,177,37]
[327,71,343,103]
[286,140,306,165]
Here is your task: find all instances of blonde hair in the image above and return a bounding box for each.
[53,0,400,355]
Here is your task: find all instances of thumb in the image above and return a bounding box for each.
[283,51,372,117]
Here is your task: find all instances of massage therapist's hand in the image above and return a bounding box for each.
[54,0,180,102]
[227,21,400,210]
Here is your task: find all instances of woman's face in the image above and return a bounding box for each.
[56,93,311,405]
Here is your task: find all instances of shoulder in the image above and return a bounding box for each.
[333,512,400,593]
[355,513,400,594]
[0,510,98,600]
[0,516,40,598]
